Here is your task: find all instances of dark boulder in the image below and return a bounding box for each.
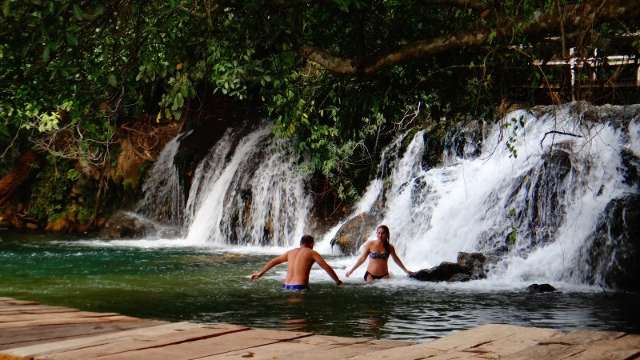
[330,213,378,255]
[99,211,157,239]
[620,149,640,190]
[581,193,640,292]
[410,252,488,282]
[412,262,469,282]
[457,252,487,279]
[527,283,556,293]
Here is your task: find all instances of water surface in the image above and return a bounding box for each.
[0,234,638,340]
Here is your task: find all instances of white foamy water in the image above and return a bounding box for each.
[184,125,311,247]
[340,105,638,288]
[185,128,269,244]
[101,104,640,292]
[629,119,640,157]
[137,135,184,225]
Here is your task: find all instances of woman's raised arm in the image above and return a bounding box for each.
[345,242,370,277]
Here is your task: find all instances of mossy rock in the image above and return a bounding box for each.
[330,212,378,255]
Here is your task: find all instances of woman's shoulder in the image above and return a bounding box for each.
[364,239,379,248]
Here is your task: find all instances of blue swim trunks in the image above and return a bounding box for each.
[282,284,307,291]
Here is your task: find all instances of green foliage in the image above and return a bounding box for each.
[66,168,81,182]
[28,157,74,222]
[1,0,634,205]
[502,114,526,158]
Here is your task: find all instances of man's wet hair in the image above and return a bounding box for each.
[300,235,314,245]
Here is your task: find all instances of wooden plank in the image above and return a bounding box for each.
[0,319,163,350]
[204,341,315,360]
[571,334,640,360]
[0,297,636,360]
[349,325,560,360]
[347,343,444,360]
[454,326,558,356]
[544,329,626,345]
[70,328,311,360]
[504,332,640,360]
[3,322,198,357]
[0,315,141,330]
[0,307,80,315]
[421,324,558,353]
[0,354,31,360]
[38,323,252,360]
[207,335,412,360]
[0,300,40,306]
[0,311,122,324]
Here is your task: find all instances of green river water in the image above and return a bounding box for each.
[1,233,638,340]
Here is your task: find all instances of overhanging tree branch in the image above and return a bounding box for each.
[301,0,640,75]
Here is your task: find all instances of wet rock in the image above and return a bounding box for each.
[330,213,378,255]
[448,273,472,282]
[99,211,156,239]
[411,252,488,282]
[477,146,577,255]
[620,149,640,189]
[527,283,556,293]
[412,262,468,282]
[581,194,640,292]
[457,252,487,279]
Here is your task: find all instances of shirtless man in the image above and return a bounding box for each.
[250,235,343,290]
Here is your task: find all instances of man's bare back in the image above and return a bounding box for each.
[284,247,316,285]
[250,235,342,289]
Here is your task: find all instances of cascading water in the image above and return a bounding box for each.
[137,135,185,226]
[316,133,408,253]
[135,103,637,289]
[327,104,640,288]
[183,125,311,247]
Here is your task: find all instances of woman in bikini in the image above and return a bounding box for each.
[345,225,414,282]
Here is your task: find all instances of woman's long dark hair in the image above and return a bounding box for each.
[377,225,391,253]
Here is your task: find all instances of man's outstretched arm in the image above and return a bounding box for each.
[312,252,343,286]
[251,252,288,280]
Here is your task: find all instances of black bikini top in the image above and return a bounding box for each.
[369,251,390,260]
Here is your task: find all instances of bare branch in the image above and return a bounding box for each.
[301,0,640,75]
[540,130,583,149]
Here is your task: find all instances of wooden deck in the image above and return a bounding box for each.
[0,297,638,359]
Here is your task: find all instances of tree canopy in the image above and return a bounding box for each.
[1,0,638,201]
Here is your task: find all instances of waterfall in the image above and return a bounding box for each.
[183,125,311,246]
[330,104,640,287]
[137,135,185,226]
[316,133,408,253]
[135,102,638,288]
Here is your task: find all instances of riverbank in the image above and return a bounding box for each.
[1,297,638,359]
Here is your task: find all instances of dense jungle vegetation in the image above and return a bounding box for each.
[0,0,638,231]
